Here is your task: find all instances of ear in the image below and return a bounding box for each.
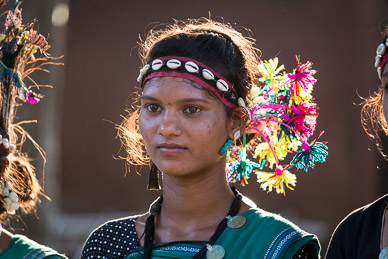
[226,107,249,140]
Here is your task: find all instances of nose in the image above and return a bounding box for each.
[157,110,182,138]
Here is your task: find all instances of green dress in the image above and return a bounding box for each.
[125,207,320,258]
[0,234,67,259]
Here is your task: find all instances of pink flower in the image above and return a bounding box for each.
[27,91,39,104]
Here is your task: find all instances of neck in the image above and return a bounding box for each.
[156,166,235,241]
[0,228,12,251]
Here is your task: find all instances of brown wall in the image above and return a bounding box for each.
[13,0,388,257]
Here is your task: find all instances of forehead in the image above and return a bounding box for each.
[142,77,210,99]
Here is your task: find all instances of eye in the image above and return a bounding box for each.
[184,106,201,114]
[145,104,161,112]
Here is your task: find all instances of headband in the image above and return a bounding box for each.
[137,56,245,109]
[375,38,388,79]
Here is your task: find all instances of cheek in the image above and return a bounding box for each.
[138,111,154,144]
[138,112,146,135]
[194,120,228,149]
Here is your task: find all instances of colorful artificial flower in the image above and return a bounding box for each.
[258,57,285,84]
[256,166,296,195]
[0,2,53,105]
[226,55,328,195]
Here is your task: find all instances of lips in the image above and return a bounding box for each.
[157,143,187,154]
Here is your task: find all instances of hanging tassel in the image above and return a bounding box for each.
[147,162,161,190]
[255,166,296,195]
[227,151,261,186]
[290,141,328,171]
[290,131,328,172]
[227,132,261,185]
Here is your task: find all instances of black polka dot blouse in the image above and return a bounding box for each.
[82,216,139,259]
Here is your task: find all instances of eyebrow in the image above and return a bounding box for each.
[141,95,210,104]
[140,95,159,102]
[176,98,210,104]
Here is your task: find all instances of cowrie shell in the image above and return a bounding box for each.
[377,43,387,56]
[140,64,150,75]
[202,69,215,80]
[2,138,9,149]
[386,38,388,46]
[238,97,246,108]
[137,74,143,83]
[185,61,199,73]
[9,144,15,152]
[151,59,163,70]
[378,67,382,80]
[216,79,229,92]
[166,59,182,69]
[375,55,381,68]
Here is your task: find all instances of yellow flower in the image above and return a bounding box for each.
[255,169,296,194]
[258,58,285,83]
[253,137,288,168]
[279,134,301,152]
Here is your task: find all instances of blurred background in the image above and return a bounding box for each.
[6,0,388,257]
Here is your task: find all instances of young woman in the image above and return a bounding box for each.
[325,28,388,259]
[82,18,327,259]
[0,1,66,258]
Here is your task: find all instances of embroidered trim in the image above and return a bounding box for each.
[264,227,289,258]
[271,231,299,258]
[156,244,202,254]
[23,248,64,259]
[264,227,303,259]
[126,243,203,257]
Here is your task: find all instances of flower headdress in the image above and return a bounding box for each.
[0,0,61,214]
[227,56,328,195]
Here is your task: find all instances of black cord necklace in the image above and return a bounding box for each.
[142,186,242,259]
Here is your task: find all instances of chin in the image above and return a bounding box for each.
[157,162,203,179]
[159,165,192,177]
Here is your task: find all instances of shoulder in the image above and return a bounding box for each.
[0,234,67,259]
[250,208,320,257]
[245,207,316,238]
[326,195,388,258]
[346,194,388,220]
[218,208,320,259]
[81,215,140,259]
[331,194,388,237]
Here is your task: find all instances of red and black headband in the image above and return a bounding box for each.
[137,56,246,109]
[375,39,388,79]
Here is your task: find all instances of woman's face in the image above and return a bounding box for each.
[139,77,231,178]
[383,64,388,120]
